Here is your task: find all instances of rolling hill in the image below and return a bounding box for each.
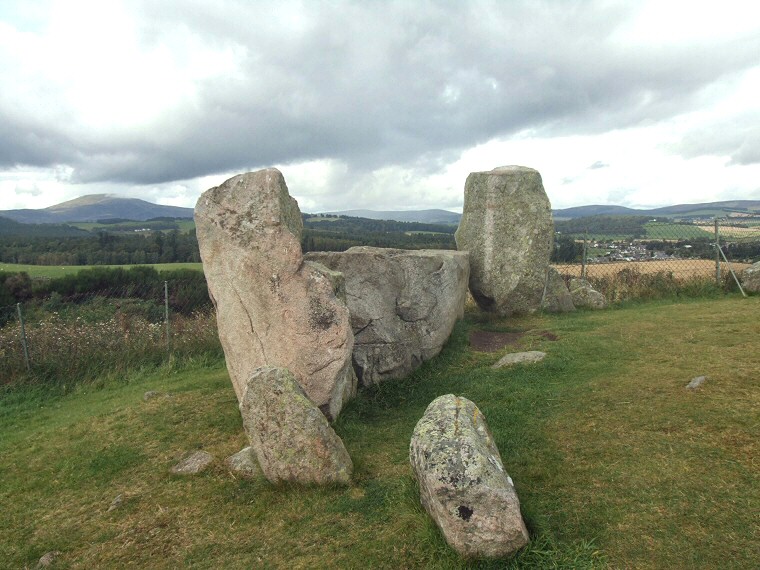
[0,194,193,223]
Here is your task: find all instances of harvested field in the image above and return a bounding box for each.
[554,258,752,279]
[696,224,760,238]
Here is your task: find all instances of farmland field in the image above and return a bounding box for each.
[0,262,204,279]
[553,259,751,279]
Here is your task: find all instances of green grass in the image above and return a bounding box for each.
[1,296,757,568]
[0,262,204,278]
[644,222,713,240]
[69,220,196,233]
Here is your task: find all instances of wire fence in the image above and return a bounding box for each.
[552,216,760,301]
[0,279,220,387]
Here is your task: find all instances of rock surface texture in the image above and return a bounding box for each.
[455,166,554,316]
[410,394,529,558]
[225,446,261,479]
[170,451,214,475]
[492,351,546,369]
[240,367,353,485]
[569,278,608,309]
[541,268,576,313]
[306,247,469,386]
[195,169,356,420]
[741,261,760,293]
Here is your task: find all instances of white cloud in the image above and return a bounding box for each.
[1,0,759,213]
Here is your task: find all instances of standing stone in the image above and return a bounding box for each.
[455,166,554,316]
[741,261,760,293]
[542,267,576,313]
[410,395,529,558]
[306,247,470,386]
[195,169,356,421]
[569,278,608,309]
[241,367,352,485]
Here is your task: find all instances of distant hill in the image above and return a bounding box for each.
[0,194,194,223]
[553,200,760,220]
[324,209,462,225]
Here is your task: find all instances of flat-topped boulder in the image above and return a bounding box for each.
[306,247,469,386]
[455,166,554,316]
[195,169,356,420]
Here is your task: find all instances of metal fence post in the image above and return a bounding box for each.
[714,218,721,285]
[17,302,31,371]
[164,280,171,354]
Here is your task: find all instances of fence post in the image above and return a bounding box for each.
[164,280,171,354]
[581,230,588,279]
[714,218,721,285]
[17,302,31,371]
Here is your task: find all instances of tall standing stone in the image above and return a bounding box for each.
[195,169,356,420]
[455,166,554,316]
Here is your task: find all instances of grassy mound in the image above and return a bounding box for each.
[1,296,758,568]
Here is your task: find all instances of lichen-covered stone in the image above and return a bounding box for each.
[306,247,469,386]
[225,446,261,479]
[170,450,214,475]
[410,395,529,558]
[542,268,575,313]
[741,261,760,293]
[455,166,554,316]
[492,351,546,369]
[241,367,352,485]
[569,278,608,309]
[195,169,356,420]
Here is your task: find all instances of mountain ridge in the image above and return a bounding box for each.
[2,195,759,225]
[1,195,194,223]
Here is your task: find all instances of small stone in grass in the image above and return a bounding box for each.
[107,494,123,512]
[686,376,707,390]
[35,551,60,568]
[143,391,161,401]
[492,351,546,369]
[170,451,214,475]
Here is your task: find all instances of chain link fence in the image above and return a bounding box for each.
[553,216,760,301]
[0,278,220,386]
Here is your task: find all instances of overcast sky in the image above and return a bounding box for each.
[2,0,759,213]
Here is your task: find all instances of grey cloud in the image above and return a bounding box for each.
[589,161,609,170]
[2,0,759,186]
[672,112,760,165]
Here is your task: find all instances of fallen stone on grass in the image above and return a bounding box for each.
[107,493,123,512]
[569,278,608,310]
[492,351,546,369]
[170,451,214,475]
[686,376,708,390]
[225,446,261,479]
[34,551,60,569]
[410,394,529,558]
[143,391,160,401]
[240,366,352,485]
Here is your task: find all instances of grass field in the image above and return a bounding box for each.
[0,262,204,278]
[644,222,712,240]
[1,296,757,568]
[69,220,196,233]
[554,259,751,279]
